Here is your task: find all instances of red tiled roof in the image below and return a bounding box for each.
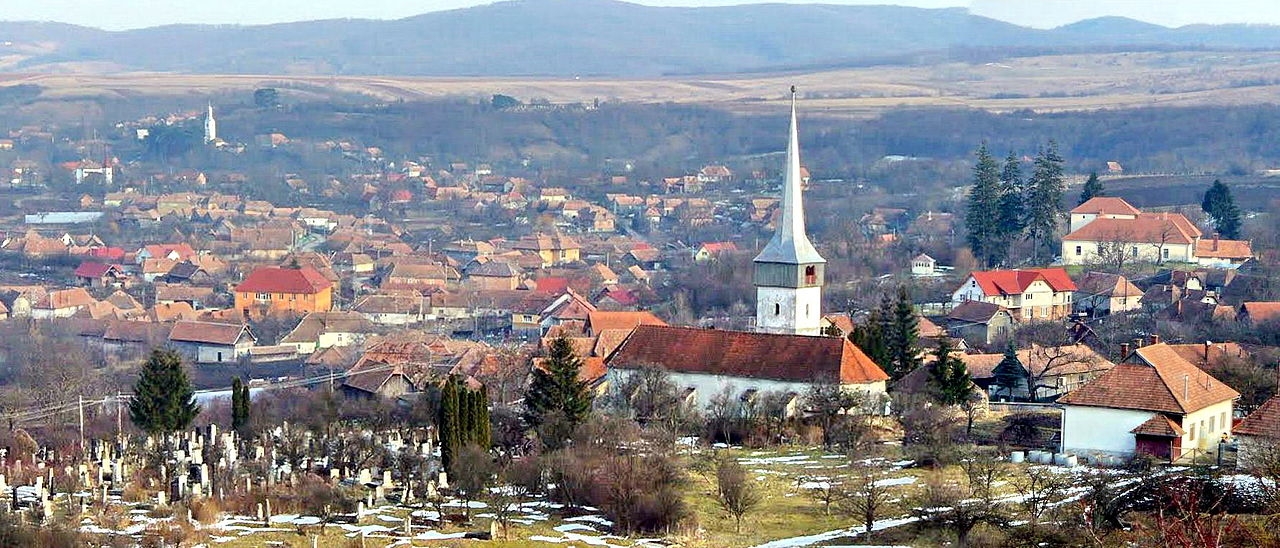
[1236,396,1280,438]
[1063,213,1201,245]
[968,268,1077,296]
[235,266,333,294]
[586,311,667,333]
[1241,302,1280,323]
[535,278,571,293]
[1195,238,1253,259]
[169,321,253,346]
[607,325,889,384]
[74,262,120,278]
[1058,343,1238,414]
[1070,197,1141,216]
[1130,415,1185,437]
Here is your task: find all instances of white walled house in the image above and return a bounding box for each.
[279,311,373,355]
[1068,196,1140,233]
[1059,340,1238,462]
[952,268,1076,322]
[1061,197,1253,267]
[605,325,889,416]
[168,321,257,364]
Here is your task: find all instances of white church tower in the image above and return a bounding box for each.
[754,88,826,336]
[204,103,217,144]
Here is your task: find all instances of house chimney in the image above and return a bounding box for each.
[1133,337,1144,349]
[1204,340,1212,361]
[1212,233,1220,251]
[1150,334,1160,345]
[1120,343,1131,360]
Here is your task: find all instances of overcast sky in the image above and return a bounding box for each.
[4,0,1279,31]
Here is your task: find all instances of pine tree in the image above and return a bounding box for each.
[996,150,1026,263]
[1202,179,1243,239]
[991,343,1024,401]
[928,338,972,407]
[231,376,250,435]
[523,336,592,430]
[439,375,462,473]
[1025,140,1066,260]
[475,385,491,448]
[129,348,199,435]
[1078,172,1104,205]
[887,286,920,380]
[849,309,889,370]
[965,143,1003,266]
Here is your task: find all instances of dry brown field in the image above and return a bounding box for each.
[5,50,1280,117]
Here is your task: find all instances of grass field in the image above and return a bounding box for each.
[8,50,1280,117]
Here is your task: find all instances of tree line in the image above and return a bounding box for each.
[964,141,1066,267]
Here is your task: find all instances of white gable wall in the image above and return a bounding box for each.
[1062,405,1153,457]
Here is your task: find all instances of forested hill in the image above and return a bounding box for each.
[4,1,1280,76]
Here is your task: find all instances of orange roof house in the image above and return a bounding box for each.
[233,266,333,319]
[1060,339,1238,462]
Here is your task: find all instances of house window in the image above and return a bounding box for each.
[256,293,270,301]
[1209,415,1215,432]
[806,303,810,317]
[1190,424,1196,441]
[1162,248,1170,260]
[1131,246,1139,257]
[1075,245,1082,256]
[1222,412,1228,431]
[1200,420,1206,437]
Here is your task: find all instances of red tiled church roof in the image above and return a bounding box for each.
[606,325,888,384]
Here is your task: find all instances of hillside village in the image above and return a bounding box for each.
[0,86,1278,547]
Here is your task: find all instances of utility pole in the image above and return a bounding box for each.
[116,392,123,443]
[78,395,85,459]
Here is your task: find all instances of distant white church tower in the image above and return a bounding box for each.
[754,88,826,336]
[204,103,217,143]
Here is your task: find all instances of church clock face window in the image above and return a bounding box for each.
[804,265,816,285]
[774,303,781,316]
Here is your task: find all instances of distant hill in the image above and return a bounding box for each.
[3,0,1280,77]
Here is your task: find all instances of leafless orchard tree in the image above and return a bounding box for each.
[714,455,761,533]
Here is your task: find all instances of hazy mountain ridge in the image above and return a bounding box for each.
[1,0,1279,77]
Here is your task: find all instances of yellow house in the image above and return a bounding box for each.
[233,266,333,319]
[513,234,580,267]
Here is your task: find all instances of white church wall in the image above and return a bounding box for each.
[606,368,885,417]
[756,285,822,335]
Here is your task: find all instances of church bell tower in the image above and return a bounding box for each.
[754,87,826,336]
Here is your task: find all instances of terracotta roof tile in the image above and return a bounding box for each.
[586,311,667,333]
[1242,302,1280,323]
[968,268,1077,296]
[1236,396,1280,438]
[1130,414,1185,437]
[1070,197,1142,216]
[236,266,333,294]
[607,325,888,384]
[947,300,1009,324]
[1196,238,1253,259]
[1059,343,1238,414]
[169,320,253,346]
[1063,213,1201,245]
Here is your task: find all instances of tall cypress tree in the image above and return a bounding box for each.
[476,385,491,448]
[231,376,250,435]
[965,143,1003,266]
[1202,179,1243,240]
[523,335,592,430]
[1025,140,1066,260]
[438,375,462,473]
[887,286,920,380]
[1078,172,1104,205]
[129,348,199,436]
[996,150,1026,263]
[849,309,889,370]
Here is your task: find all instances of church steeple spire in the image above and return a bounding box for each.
[753,88,826,336]
[204,102,217,144]
[754,86,824,266]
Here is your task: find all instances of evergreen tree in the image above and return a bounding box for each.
[849,309,890,369]
[231,376,250,435]
[927,338,972,407]
[129,348,199,435]
[965,143,1003,266]
[991,343,1024,401]
[887,286,921,380]
[523,336,592,430]
[476,385,492,448]
[1078,172,1104,205]
[439,375,462,473]
[1202,179,1243,239]
[1025,140,1066,260]
[996,150,1026,262]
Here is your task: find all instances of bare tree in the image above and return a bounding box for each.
[714,455,761,533]
[1012,464,1071,532]
[452,444,497,520]
[803,475,842,516]
[841,467,893,541]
